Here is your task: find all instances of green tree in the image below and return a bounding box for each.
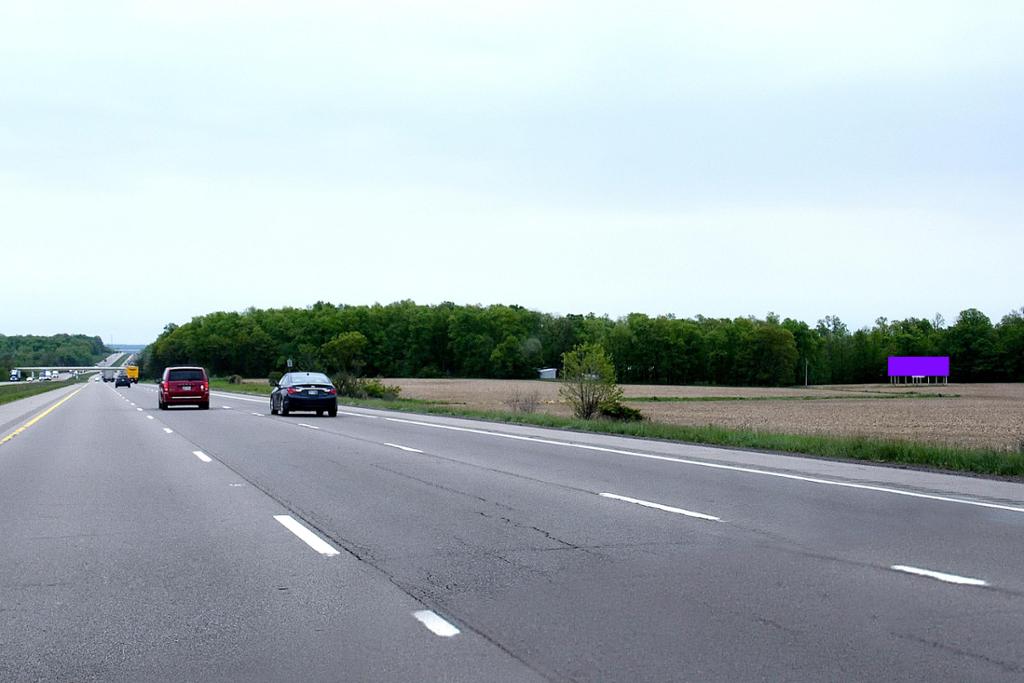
[558,343,623,419]
[947,308,997,381]
[320,331,368,375]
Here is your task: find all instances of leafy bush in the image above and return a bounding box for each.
[362,378,402,400]
[332,373,401,400]
[228,374,244,384]
[598,401,644,422]
[268,370,283,386]
[559,343,623,419]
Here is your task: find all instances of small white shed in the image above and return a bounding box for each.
[537,368,558,380]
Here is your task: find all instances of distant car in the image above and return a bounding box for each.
[158,366,210,410]
[270,372,337,417]
[114,373,131,388]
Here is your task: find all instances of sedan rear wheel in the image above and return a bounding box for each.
[270,398,279,415]
[280,399,289,416]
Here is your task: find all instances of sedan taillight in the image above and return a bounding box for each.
[287,387,298,395]
[327,388,337,395]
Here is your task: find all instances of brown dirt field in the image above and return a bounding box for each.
[378,378,1024,450]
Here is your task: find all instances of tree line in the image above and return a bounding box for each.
[1,334,110,371]
[139,301,1024,385]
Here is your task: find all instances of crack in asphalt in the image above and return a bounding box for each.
[890,631,1022,674]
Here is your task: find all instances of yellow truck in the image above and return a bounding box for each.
[125,365,139,384]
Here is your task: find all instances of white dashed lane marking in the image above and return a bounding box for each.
[413,610,460,637]
[384,443,424,453]
[273,515,339,556]
[890,565,988,587]
[600,492,720,521]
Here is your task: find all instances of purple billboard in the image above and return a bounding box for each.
[887,356,950,377]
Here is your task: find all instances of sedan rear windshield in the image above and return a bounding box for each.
[289,373,332,385]
[168,369,205,381]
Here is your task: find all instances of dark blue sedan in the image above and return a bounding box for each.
[271,372,338,417]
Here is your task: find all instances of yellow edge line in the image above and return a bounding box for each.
[0,386,86,446]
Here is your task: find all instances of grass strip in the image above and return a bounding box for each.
[209,380,274,395]
[0,375,91,407]
[625,392,959,403]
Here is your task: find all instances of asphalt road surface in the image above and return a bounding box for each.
[2,382,1023,681]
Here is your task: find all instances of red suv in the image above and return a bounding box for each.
[158,366,210,410]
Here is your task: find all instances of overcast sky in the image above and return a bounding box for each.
[2,1,1021,344]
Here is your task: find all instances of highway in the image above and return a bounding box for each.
[2,382,1023,681]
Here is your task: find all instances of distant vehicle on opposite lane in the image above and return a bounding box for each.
[158,366,210,410]
[270,372,338,417]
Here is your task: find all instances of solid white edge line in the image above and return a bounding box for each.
[600,492,720,521]
[192,450,212,463]
[381,417,1024,515]
[163,427,173,434]
[412,610,460,637]
[273,515,340,556]
[298,423,319,430]
[890,565,988,586]
[384,442,424,453]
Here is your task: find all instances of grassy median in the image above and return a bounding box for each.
[206,380,1024,478]
[0,375,92,407]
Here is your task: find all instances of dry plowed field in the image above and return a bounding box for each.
[380,379,1024,450]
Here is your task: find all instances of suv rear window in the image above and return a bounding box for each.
[168,369,205,381]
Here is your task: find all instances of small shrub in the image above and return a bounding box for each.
[559,343,623,419]
[332,373,401,400]
[268,370,283,386]
[228,374,244,384]
[598,401,644,422]
[362,378,402,400]
[504,389,540,414]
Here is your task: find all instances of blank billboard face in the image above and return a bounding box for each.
[887,356,950,377]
